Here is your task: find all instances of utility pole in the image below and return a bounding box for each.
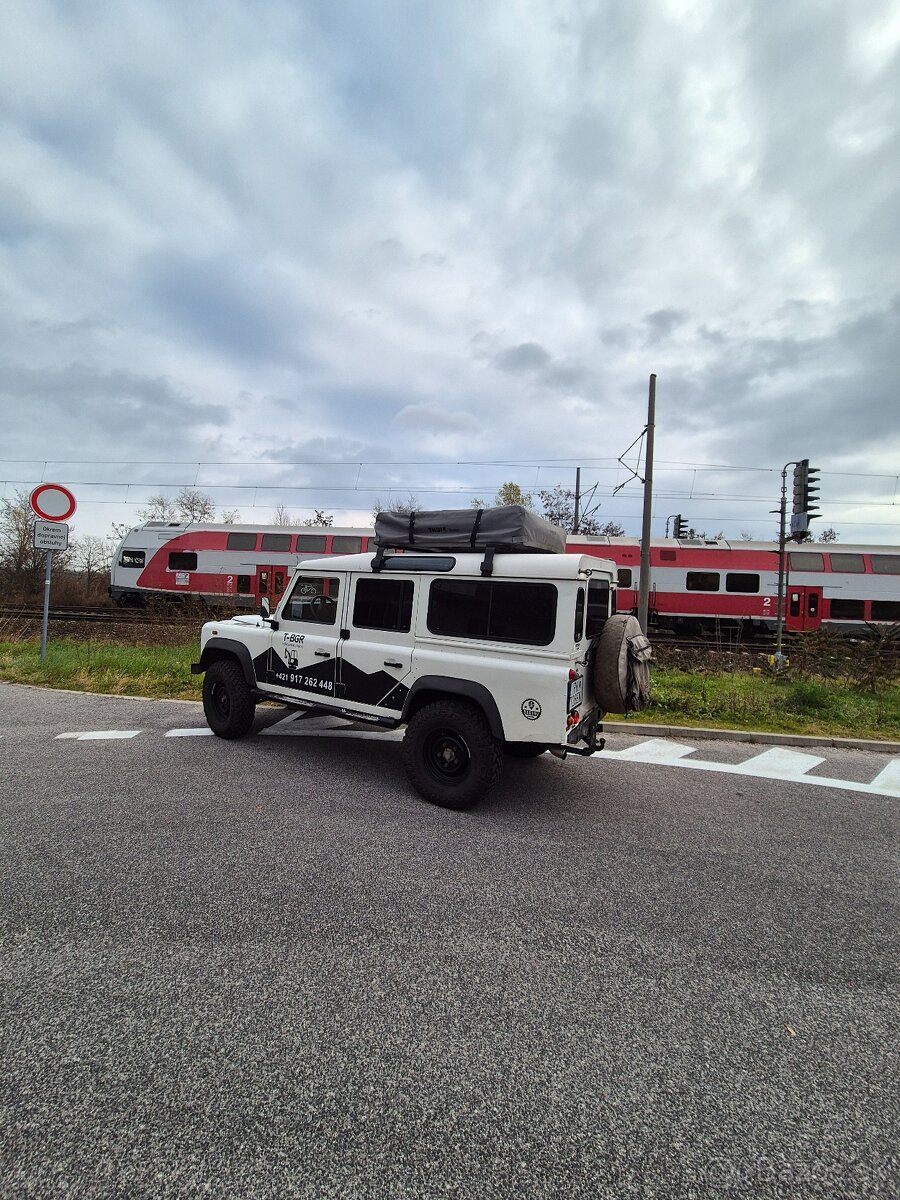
[573,467,581,534]
[637,373,656,633]
[774,463,790,666]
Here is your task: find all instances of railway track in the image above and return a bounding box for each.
[0,604,202,626]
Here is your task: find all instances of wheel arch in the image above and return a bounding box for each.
[192,639,258,691]
[401,676,505,740]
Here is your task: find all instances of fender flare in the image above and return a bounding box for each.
[191,639,259,691]
[401,676,505,740]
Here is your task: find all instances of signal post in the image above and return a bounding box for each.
[775,459,821,664]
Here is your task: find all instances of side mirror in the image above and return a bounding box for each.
[260,598,270,620]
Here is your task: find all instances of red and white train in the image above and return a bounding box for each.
[109,520,900,635]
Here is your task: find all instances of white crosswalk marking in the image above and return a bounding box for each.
[165,728,215,738]
[867,758,900,797]
[609,738,697,762]
[733,747,826,777]
[56,730,141,741]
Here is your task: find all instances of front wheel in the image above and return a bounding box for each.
[403,700,504,810]
[203,659,256,739]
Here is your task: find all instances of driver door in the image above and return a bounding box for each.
[266,571,343,704]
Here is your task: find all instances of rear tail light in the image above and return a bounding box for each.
[567,710,580,727]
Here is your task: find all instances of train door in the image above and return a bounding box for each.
[255,565,287,611]
[786,586,822,631]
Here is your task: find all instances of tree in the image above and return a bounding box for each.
[372,494,421,519]
[538,485,624,536]
[174,487,216,523]
[272,503,294,526]
[137,487,216,524]
[817,527,839,543]
[220,510,240,524]
[74,535,111,599]
[138,493,177,522]
[494,481,534,511]
[301,509,334,527]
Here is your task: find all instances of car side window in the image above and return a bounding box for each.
[284,576,341,625]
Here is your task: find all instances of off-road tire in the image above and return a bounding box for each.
[403,700,504,810]
[203,659,256,739]
[504,742,549,758]
[593,614,652,714]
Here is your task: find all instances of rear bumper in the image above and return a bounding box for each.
[560,713,604,757]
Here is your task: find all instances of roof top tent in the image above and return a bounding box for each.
[373,505,566,575]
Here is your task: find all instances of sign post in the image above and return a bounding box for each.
[29,485,76,662]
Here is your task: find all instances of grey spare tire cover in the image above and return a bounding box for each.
[593,615,652,714]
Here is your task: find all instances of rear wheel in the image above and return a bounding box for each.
[403,700,504,810]
[203,659,256,739]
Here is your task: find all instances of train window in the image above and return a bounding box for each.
[617,568,632,587]
[237,575,251,593]
[586,580,610,637]
[227,532,257,551]
[830,598,864,620]
[285,576,341,625]
[332,536,363,553]
[788,552,824,571]
[354,578,414,633]
[828,553,865,573]
[120,550,145,568]
[872,601,900,620]
[261,533,292,552]
[686,571,720,592]
[574,587,585,643]
[871,555,900,575]
[427,580,556,645]
[168,552,197,570]
[725,573,760,593]
[296,534,328,553]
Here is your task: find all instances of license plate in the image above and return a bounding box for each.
[568,676,584,709]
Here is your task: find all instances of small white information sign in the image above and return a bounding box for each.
[34,520,69,551]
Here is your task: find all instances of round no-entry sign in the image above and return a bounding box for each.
[30,483,77,522]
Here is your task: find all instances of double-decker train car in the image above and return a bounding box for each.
[569,535,900,635]
[109,521,374,609]
[110,521,900,634]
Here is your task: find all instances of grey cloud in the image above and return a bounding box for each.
[0,362,229,463]
[494,343,552,373]
[393,402,478,435]
[644,309,688,343]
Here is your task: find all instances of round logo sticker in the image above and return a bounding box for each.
[521,699,542,721]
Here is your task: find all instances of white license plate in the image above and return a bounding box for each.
[568,676,584,709]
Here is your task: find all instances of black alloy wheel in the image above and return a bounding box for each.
[402,699,504,810]
[202,658,257,739]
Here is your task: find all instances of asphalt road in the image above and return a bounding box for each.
[1,682,898,1199]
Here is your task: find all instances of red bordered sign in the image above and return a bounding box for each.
[30,483,77,522]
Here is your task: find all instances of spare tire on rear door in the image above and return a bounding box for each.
[593,615,652,714]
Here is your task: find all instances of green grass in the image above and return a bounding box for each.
[606,669,900,740]
[0,638,201,701]
[1,639,898,741]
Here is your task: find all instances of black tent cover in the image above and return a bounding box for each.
[373,505,566,554]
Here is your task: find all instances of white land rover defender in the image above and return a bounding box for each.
[191,507,651,809]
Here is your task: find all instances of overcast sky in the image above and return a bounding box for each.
[1,0,898,543]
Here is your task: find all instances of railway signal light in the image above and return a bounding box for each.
[790,460,821,542]
[673,514,688,539]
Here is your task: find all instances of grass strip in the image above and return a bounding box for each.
[1,639,898,741]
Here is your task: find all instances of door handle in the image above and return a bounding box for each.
[315,650,330,658]
[384,660,403,668]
